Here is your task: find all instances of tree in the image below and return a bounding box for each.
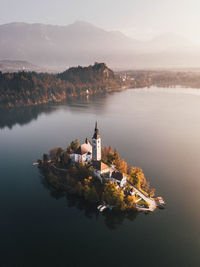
[84,185,99,202]
[102,182,126,210]
[60,150,70,167]
[74,181,84,196]
[76,164,92,181]
[55,147,63,163]
[149,188,156,197]
[115,158,128,174]
[129,167,145,189]
[126,195,136,209]
[67,139,80,153]
[43,153,49,162]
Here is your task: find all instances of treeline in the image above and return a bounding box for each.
[0,63,122,107]
[120,70,200,89]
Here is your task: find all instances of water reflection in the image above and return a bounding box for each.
[0,104,55,129]
[40,173,138,230]
[0,94,108,129]
[1,87,200,266]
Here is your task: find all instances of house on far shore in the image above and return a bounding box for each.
[69,138,92,163]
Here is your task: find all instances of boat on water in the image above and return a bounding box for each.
[97,203,113,212]
[99,206,107,212]
[32,162,39,166]
[156,197,166,209]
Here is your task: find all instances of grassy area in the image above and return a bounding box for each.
[137,199,150,208]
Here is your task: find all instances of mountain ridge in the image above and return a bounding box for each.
[0,21,199,69]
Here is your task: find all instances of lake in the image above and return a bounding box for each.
[1,87,200,267]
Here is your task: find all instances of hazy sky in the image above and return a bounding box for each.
[1,0,200,43]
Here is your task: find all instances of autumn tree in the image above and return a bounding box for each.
[129,167,145,188]
[83,177,99,202]
[67,139,80,153]
[102,182,126,210]
[76,164,92,181]
[60,150,70,167]
[84,185,99,202]
[74,181,84,196]
[125,195,136,209]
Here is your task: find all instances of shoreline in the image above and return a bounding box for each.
[2,83,200,109]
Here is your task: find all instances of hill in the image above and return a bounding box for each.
[0,63,122,107]
[0,60,46,73]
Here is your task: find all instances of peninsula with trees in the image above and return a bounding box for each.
[37,122,165,212]
[0,63,122,108]
[2,61,200,109]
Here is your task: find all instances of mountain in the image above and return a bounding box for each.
[144,33,192,52]
[0,21,199,69]
[0,60,47,73]
[0,21,140,69]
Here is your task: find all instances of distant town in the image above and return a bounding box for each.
[36,122,165,212]
[2,61,200,109]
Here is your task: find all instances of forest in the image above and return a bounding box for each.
[0,63,122,107]
[2,63,200,108]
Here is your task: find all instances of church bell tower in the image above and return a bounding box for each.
[92,122,101,161]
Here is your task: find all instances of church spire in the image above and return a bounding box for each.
[92,121,101,161]
[93,121,100,139]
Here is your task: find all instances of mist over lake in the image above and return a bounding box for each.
[1,87,200,266]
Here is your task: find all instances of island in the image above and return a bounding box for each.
[37,122,165,212]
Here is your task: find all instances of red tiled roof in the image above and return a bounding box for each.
[93,161,110,171]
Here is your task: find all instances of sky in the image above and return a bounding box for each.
[1,0,200,43]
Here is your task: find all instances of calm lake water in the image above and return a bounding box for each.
[1,87,200,267]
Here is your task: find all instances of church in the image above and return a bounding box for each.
[92,122,112,179]
[91,122,127,187]
[68,122,127,187]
